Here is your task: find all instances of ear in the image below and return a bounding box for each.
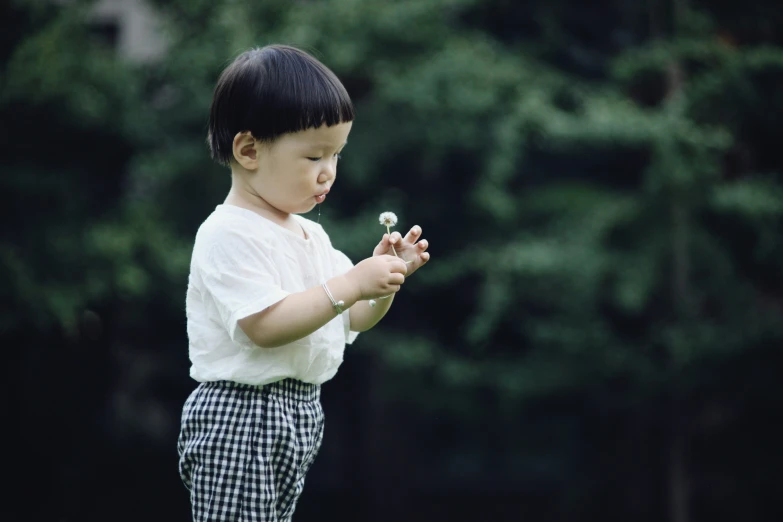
[232,132,259,170]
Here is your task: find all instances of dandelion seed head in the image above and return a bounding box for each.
[379,211,398,227]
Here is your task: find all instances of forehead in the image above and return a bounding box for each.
[282,121,353,148]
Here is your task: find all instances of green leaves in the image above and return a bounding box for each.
[4,0,783,419]
[4,7,142,126]
[711,178,783,217]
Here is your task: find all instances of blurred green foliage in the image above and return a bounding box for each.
[4,0,783,519]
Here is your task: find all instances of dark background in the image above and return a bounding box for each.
[4,0,783,520]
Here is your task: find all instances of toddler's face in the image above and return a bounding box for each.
[251,121,352,216]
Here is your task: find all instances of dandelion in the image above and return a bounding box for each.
[379,212,398,227]
[370,211,410,308]
[378,211,400,257]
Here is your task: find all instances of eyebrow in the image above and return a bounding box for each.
[309,141,348,149]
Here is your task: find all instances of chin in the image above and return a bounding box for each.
[296,203,317,215]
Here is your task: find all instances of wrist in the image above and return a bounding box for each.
[326,274,361,308]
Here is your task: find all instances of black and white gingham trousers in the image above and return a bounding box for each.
[177,379,324,522]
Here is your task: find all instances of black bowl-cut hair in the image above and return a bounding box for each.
[207,45,355,165]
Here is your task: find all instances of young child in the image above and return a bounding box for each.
[177,44,430,521]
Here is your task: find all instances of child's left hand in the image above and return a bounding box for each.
[373,225,430,276]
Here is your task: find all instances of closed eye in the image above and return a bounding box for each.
[307,148,343,161]
[307,153,342,161]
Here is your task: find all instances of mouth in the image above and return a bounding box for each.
[314,188,330,204]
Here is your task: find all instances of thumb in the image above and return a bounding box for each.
[392,256,409,274]
[373,234,389,256]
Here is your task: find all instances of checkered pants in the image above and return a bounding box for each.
[177,379,324,522]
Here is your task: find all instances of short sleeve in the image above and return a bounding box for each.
[331,247,360,344]
[201,233,291,344]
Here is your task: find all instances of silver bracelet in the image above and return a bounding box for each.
[368,294,392,308]
[322,282,345,315]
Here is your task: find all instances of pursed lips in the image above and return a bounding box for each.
[314,187,330,203]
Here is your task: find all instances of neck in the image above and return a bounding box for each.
[224,172,291,226]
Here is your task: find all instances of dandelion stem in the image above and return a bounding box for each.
[387,225,399,257]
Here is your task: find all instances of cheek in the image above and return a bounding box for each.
[295,164,319,190]
[302,163,324,184]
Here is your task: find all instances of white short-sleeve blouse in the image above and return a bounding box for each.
[185,204,359,386]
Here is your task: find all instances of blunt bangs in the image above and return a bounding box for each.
[207,45,355,165]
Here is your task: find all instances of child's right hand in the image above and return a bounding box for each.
[347,255,408,300]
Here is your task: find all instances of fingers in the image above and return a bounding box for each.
[408,252,430,272]
[404,225,422,244]
[411,237,429,266]
[373,235,388,256]
[376,254,408,274]
[388,231,403,247]
[389,273,405,286]
[390,256,408,275]
[383,227,424,248]
[380,230,425,254]
[377,232,401,251]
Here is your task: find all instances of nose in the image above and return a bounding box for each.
[318,162,336,184]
